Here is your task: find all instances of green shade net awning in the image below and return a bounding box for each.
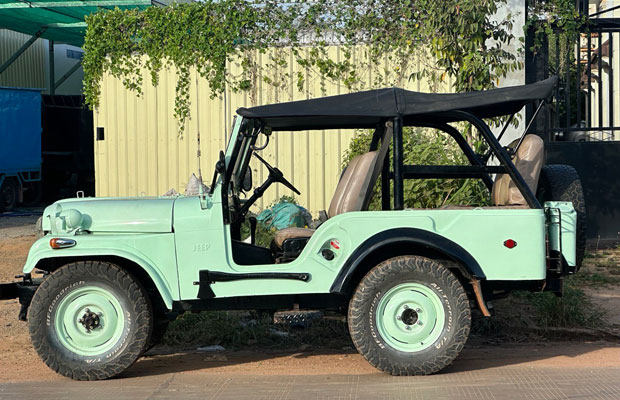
[0,0,154,47]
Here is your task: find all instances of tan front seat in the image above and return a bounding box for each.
[273,151,381,248]
[273,124,393,249]
[491,134,544,206]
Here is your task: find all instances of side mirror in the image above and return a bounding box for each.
[217,150,226,173]
[209,150,227,196]
[242,168,253,191]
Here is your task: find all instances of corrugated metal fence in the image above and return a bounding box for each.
[95,47,453,214]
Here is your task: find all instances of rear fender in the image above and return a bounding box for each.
[330,228,485,294]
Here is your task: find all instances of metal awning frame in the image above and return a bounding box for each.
[0,31,79,94]
[0,0,149,8]
[0,27,46,74]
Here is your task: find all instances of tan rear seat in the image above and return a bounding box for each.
[491,134,544,206]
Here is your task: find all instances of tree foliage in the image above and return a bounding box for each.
[83,0,525,128]
[526,0,585,61]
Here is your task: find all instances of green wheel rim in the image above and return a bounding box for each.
[54,286,125,356]
[375,282,446,353]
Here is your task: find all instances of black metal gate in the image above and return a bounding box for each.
[527,0,620,142]
[526,1,620,243]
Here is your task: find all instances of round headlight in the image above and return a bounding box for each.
[60,209,83,230]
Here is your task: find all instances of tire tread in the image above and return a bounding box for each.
[348,256,471,376]
[28,261,153,380]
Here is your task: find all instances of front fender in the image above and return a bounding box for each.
[23,234,177,309]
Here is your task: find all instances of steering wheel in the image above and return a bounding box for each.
[253,152,301,195]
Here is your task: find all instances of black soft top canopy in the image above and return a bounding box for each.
[237,77,557,131]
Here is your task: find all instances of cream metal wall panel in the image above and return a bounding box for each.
[95,47,453,214]
[0,29,47,89]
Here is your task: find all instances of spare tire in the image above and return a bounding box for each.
[536,164,587,270]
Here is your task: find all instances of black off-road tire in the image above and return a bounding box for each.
[537,164,587,269]
[0,178,17,212]
[28,261,153,380]
[348,256,471,376]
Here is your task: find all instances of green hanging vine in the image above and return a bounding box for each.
[82,0,582,130]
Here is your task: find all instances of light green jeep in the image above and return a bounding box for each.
[0,77,586,380]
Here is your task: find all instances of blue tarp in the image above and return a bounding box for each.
[257,202,310,230]
[0,87,41,174]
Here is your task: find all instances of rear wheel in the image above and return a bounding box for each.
[348,256,470,375]
[537,164,587,269]
[0,178,17,212]
[28,261,153,380]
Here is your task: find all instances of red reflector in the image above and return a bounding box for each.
[330,240,340,249]
[503,239,517,249]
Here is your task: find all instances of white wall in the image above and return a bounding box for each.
[493,0,526,144]
[44,42,84,96]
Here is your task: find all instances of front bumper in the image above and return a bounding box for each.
[0,274,41,321]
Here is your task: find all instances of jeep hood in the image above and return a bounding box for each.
[42,197,176,234]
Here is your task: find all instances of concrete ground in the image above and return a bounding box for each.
[1,342,620,399]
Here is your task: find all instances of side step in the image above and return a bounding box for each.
[194,270,311,299]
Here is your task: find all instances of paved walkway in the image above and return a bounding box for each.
[3,342,620,400]
[2,366,620,399]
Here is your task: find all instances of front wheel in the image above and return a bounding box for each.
[348,256,471,375]
[28,261,153,380]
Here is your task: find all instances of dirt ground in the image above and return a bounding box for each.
[579,249,620,334]
[1,215,620,386]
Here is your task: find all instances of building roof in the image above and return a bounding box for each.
[0,0,155,47]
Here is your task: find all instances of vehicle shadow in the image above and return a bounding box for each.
[120,339,619,379]
[121,347,364,378]
[443,340,616,373]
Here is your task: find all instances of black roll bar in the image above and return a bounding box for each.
[436,110,542,209]
[385,110,542,210]
[393,117,404,210]
[415,122,494,191]
[399,165,506,179]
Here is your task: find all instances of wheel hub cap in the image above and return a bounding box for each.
[78,309,101,332]
[400,308,419,325]
[375,282,446,352]
[54,286,125,356]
